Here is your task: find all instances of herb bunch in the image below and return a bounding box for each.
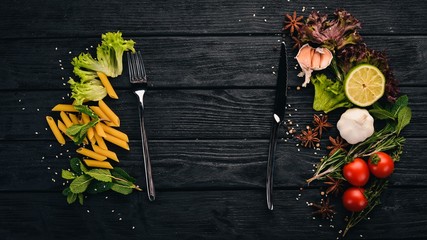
[62,158,142,205]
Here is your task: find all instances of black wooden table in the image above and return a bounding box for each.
[1,1,427,239]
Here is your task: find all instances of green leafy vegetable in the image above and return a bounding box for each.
[86,169,113,182]
[68,78,107,105]
[71,31,135,78]
[311,74,353,113]
[66,106,100,145]
[396,106,411,134]
[61,170,76,180]
[70,174,93,194]
[61,158,141,205]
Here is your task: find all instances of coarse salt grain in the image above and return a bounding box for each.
[253,14,256,17]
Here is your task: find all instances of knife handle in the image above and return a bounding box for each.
[135,90,156,201]
[266,116,281,210]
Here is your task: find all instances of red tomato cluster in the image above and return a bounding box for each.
[341,152,394,212]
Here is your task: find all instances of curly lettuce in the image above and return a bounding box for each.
[311,74,353,113]
[72,31,135,78]
[68,78,107,105]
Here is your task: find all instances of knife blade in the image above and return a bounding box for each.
[266,41,288,210]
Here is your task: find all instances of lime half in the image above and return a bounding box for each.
[344,64,385,107]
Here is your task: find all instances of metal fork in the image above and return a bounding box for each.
[127,51,155,201]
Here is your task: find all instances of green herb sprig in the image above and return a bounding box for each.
[66,105,100,145]
[61,158,142,205]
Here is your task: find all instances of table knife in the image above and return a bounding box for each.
[266,41,288,210]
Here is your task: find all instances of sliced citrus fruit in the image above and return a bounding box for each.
[344,64,385,107]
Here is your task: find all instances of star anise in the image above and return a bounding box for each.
[313,114,333,138]
[324,176,343,196]
[311,197,336,219]
[297,127,320,149]
[291,36,303,49]
[327,136,349,156]
[283,11,304,35]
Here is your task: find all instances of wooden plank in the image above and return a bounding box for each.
[0,189,426,239]
[0,87,424,140]
[1,0,427,38]
[0,137,425,191]
[0,36,426,90]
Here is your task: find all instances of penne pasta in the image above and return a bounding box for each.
[98,100,120,127]
[81,113,95,141]
[94,132,108,150]
[90,106,112,123]
[92,145,119,162]
[57,119,75,141]
[46,116,66,145]
[68,113,79,125]
[83,159,113,169]
[94,122,106,138]
[97,71,119,99]
[76,147,107,161]
[51,104,78,112]
[104,133,130,150]
[60,111,73,128]
[99,122,129,142]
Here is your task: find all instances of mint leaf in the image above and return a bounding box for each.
[369,108,395,120]
[74,105,99,120]
[70,158,83,175]
[80,162,89,173]
[67,192,78,204]
[87,181,114,194]
[396,106,412,134]
[111,167,136,183]
[62,187,71,197]
[86,169,112,182]
[70,175,93,193]
[62,170,76,180]
[111,183,133,195]
[78,193,84,205]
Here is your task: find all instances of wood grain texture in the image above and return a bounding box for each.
[0,138,426,191]
[0,189,426,240]
[0,36,426,90]
[0,87,424,141]
[1,0,427,38]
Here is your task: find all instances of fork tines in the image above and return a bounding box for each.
[127,51,147,84]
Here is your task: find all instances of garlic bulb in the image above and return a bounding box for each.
[295,44,333,87]
[337,108,375,144]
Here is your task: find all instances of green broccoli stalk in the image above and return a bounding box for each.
[68,78,107,105]
[71,31,135,78]
[311,74,353,113]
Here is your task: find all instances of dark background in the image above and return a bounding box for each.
[1,0,427,239]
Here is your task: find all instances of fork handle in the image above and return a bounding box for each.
[135,90,156,201]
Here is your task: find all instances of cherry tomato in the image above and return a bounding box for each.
[368,152,395,178]
[342,187,368,212]
[343,158,370,186]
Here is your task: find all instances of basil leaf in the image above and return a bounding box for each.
[396,106,412,134]
[70,175,93,193]
[80,162,89,173]
[392,95,409,117]
[369,109,395,120]
[86,169,112,182]
[111,183,133,195]
[62,169,77,180]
